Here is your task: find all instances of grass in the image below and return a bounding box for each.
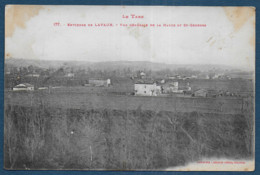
[5,87,245,114]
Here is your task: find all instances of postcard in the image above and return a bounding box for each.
[4,5,255,171]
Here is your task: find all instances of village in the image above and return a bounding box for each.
[5,65,252,99]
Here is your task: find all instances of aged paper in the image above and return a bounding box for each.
[4,5,255,171]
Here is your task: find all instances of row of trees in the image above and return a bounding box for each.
[6,64,207,79]
[4,104,253,169]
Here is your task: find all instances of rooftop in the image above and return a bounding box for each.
[14,83,34,88]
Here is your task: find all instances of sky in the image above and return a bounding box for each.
[5,6,255,71]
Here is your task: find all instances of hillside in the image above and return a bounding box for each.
[5,58,238,72]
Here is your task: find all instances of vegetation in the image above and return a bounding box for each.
[4,105,253,170]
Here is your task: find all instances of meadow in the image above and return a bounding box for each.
[5,87,246,114]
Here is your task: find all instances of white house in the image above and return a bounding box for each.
[140,71,146,77]
[25,73,40,78]
[65,73,75,78]
[13,83,34,91]
[168,75,181,80]
[191,75,198,79]
[160,79,166,84]
[163,81,179,93]
[134,83,161,96]
[88,78,111,87]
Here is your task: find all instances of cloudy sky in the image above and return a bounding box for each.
[5,5,255,70]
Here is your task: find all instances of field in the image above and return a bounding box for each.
[4,85,254,170]
[187,79,254,93]
[5,86,247,114]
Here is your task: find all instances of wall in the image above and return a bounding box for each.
[134,84,156,96]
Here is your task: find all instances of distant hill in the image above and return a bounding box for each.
[5,58,241,72]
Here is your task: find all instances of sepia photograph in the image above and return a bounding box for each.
[4,5,255,171]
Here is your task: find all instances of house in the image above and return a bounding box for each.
[207,89,219,97]
[182,76,190,80]
[65,73,75,78]
[193,89,207,97]
[137,71,146,79]
[218,75,231,80]
[140,71,146,77]
[198,74,210,79]
[162,81,183,93]
[168,75,181,80]
[25,73,40,78]
[191,75,197,79]
[180,82,192,93]
[13,83,34,91]
[193,89,222,98]
[225,91,231,96]
[88,78,111,87]
[164,81,178,93]
[212,74,219,79]
[186,82,191,91]
[160,79,165,84]
[134,80,161,96]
